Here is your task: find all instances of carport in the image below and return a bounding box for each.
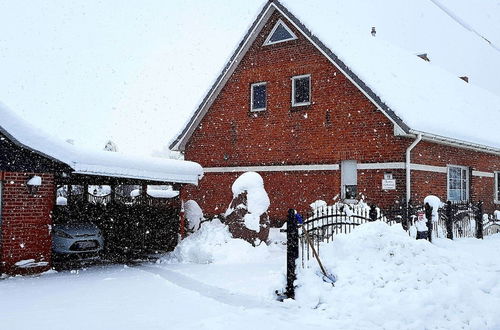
[54,172,188,262]
[0,103,203,274]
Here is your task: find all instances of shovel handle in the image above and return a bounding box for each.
[301,225,329,278]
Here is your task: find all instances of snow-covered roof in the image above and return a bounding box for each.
[0,102,203,184]
[280,0,500,150]
[171,0,500,153]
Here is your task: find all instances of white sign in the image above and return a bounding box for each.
[382,179,396,190]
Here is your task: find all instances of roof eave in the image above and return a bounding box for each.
[169,0,412,152]
[410,129,500,155]
[0,124,71,170]
[169,1,276,151]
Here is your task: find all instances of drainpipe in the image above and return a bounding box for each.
[406,133,423,206]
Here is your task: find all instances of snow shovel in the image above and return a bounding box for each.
[301,225,336,285]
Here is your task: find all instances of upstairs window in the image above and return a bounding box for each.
[263,19,297,46]
[292,74,311,106]
[495,172,499,203]
[447,165,469,201]
[250,82,267,112]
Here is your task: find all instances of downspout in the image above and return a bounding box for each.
[406,133,423,205]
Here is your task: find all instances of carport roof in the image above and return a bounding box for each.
[0,102,203,185]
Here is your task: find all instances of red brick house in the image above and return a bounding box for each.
[171,0,500,223]
[0,103,202,274]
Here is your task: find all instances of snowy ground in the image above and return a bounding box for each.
[1,222,500,330]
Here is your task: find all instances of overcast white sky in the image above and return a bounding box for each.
[0,0,260,155]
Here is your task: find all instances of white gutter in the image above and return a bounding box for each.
[410,129,500,155]
[406,133,423,205]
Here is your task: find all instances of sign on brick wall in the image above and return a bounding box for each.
[382,179,396,190]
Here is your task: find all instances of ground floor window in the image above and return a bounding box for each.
[447,165,469,201]
[341,160,357,200]
[495,172,500,203]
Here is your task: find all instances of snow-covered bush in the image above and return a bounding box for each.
[226,171,270,231]
[184,200,204,232]
[423,195,443,222]
[224,172,270,245]
[168,220,270,264]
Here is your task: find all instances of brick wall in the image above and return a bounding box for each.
[411,141,500,212]
[184,12,411,168]
[184,168,407,224]
[1,172,54,274]
[182,11,500,223]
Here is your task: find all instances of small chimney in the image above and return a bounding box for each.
[459,76,469,83]
[371,27,376,37]
[417,53,430,62]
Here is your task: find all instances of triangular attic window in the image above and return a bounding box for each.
[263,19,297,45]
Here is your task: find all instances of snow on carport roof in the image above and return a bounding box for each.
[0,102,203,184]
[279,0,500,150]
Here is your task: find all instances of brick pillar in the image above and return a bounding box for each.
[1,172,54,275]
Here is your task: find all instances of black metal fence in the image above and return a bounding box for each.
[405,200,488,240]
[484,216,500,236]
[282,200,500,299]
[299,203,397,265]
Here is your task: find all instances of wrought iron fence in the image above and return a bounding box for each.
[282,202,499,300]
[484,216,500,236]
[294,199,496,268]
[399,199,486,240]
[299,203,400,265]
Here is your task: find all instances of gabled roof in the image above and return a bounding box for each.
[170,0,500,154]
[0,102,203,184]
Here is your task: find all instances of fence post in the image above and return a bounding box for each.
[476,201,484,239]
[286,209,299,299]
[369,205,377,222]
[408,199,414,228]
[445,201,453,240]
[425,202,433,243]
[401,199,409,231]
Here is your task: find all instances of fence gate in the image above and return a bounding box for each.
[435,201,484,239]
[299,204,397,266]
[483,215,500,236]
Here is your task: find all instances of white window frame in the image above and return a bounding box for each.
[447,165,469,201]
[263,19,297,46]
[341,160,358,202]
[291,74,311,107]
[495,171,500,204]
[250,82,267,112]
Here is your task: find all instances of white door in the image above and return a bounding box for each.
[341,160,358,200]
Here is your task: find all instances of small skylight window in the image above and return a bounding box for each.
[263,19,297,46]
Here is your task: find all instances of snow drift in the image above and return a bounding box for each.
[295,221,500,329]
[168,220,270,264]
